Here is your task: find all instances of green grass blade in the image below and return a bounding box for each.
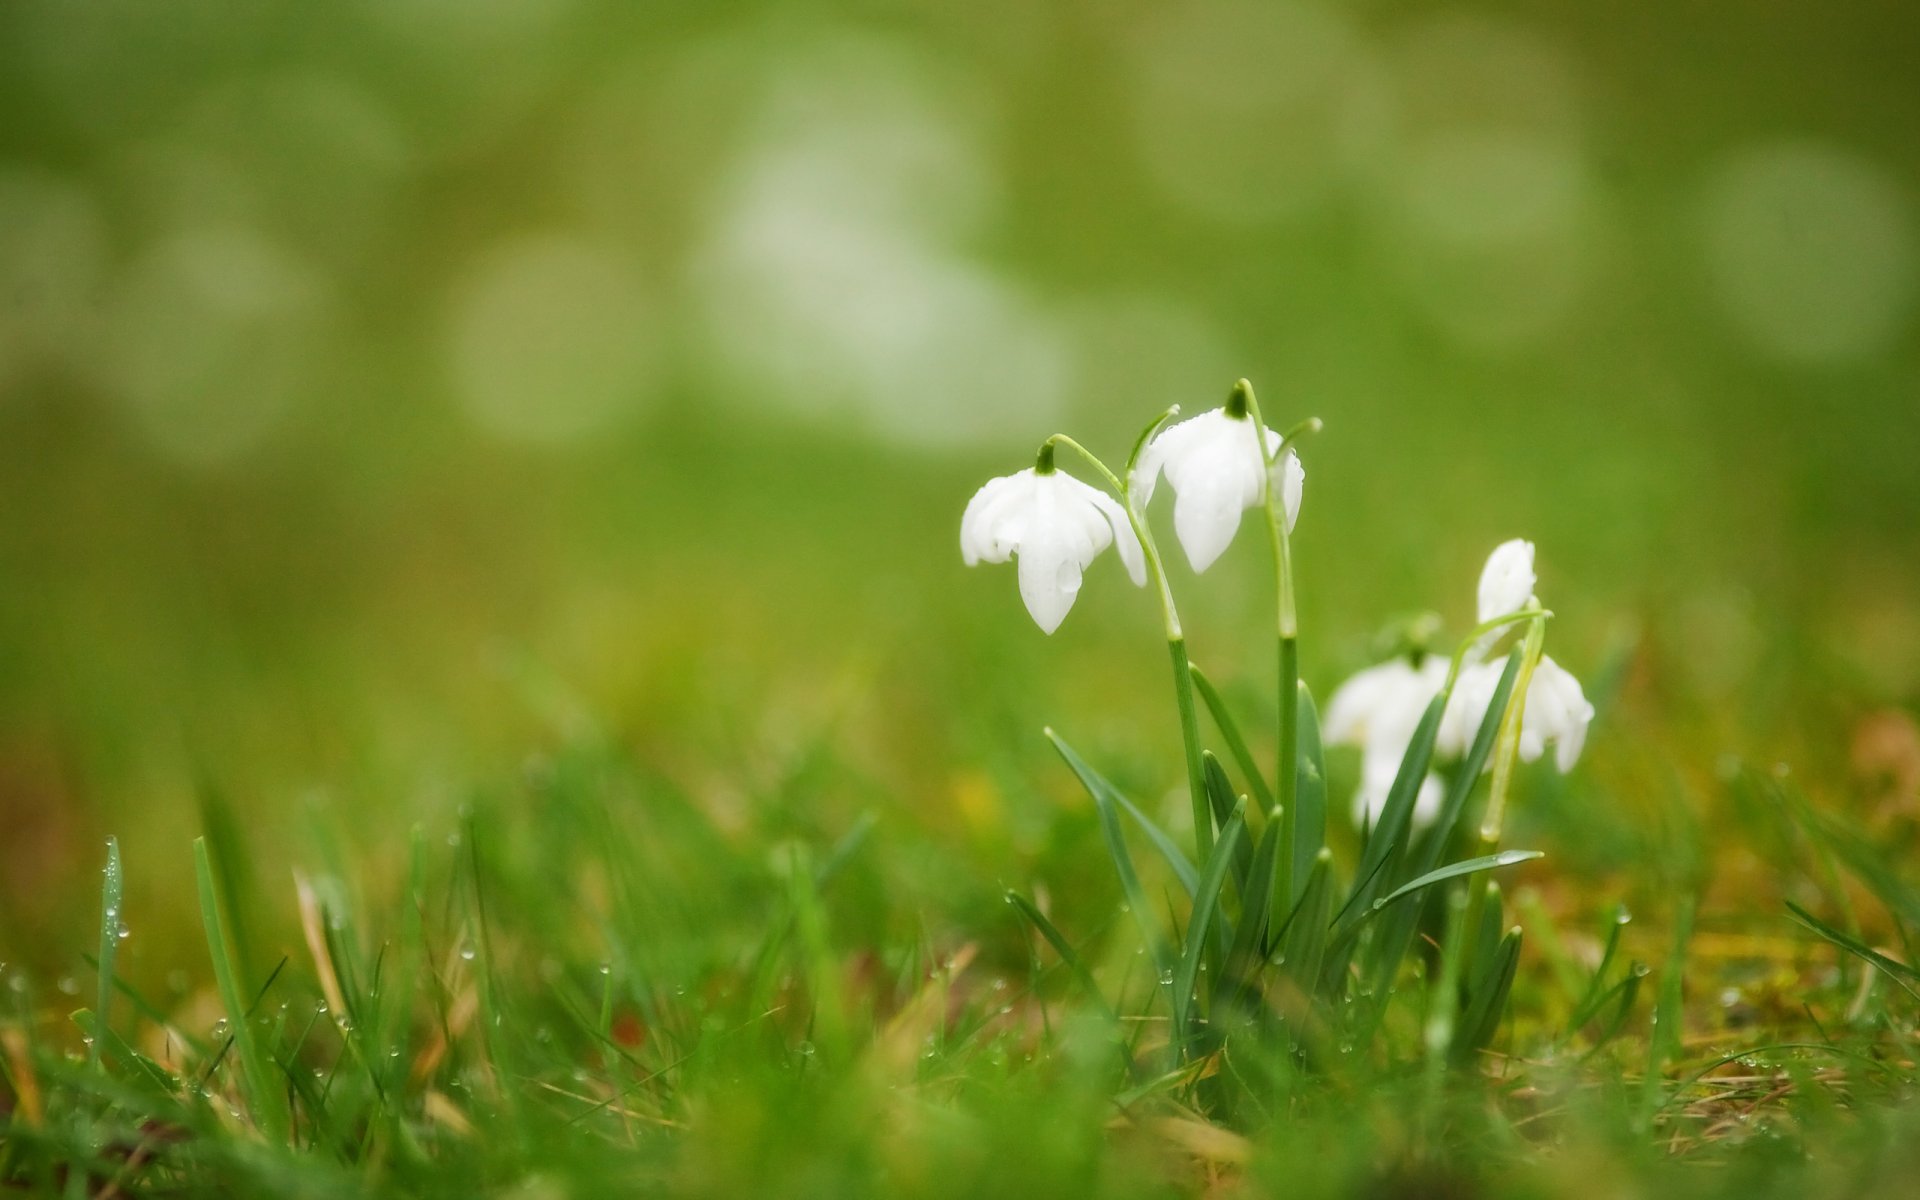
[1332,851,1543,948]
[1576,966,1647,1058]
[1222,810,1282,1010]
[1568,905,1635,1029]
[1638,892,1696,1130]
[1189,665,1276,813]
[93,836,123,1069]
[1006,891,1116,1022]
[1289,682,1326,910]
[194,836,290,1142]
[1173,801,1246,1058]
[1109,792,1199,899]
[1047,729,1172,978]
[1202,753,1251,897]
[1275,849,1333,1002]
[1344,693,1445,915]
[1453,926,1522,1065]
[1786,900,1920,998]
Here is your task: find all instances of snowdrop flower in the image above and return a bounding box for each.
[1325,655,1449,829]
[1132,407,1303,573]
[1441,655,1594,773]
[1477,539,1537,623]
[961,465,1146,635]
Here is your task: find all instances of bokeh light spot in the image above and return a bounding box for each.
[1701,141,1915,364]
[445,234,659,445]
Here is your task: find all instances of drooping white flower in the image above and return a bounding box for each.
[1132,408,1302,573]
[1440,655,1594,773]
[1324,655,1450,829]
[1477,539,1537,623]
[960,467,1146,634]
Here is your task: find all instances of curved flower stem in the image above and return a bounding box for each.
[1045,433,1211,861]
[1460,609,1548,975]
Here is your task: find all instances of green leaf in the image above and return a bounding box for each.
[1333,851,1544,948]
[1290,682,1327,908]
[94,836,123,1069]
[1275,849,1334,1003]
[1638,893,1696,1129]
[1173,801,1246,1058]
[1568,905,1635,1030]
[1109,792,1200,899]
[1006,891,1116,1022]
[1786,900,1920,999]
[1453,926,1522,1064]
[1344,692,1445,917]
[1189,665,1276,813]
[1362,652,1523,998]
[1047,729,1172,978]
[1221,810,1282,1012]
[195,836,290,1142]
[1203,753,1252,898]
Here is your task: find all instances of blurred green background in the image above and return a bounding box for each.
[1,0,1916,976]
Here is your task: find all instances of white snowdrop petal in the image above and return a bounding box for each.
[1477,538,1537,623]
[1276,450,1306,534]
[1016,528,1082,635]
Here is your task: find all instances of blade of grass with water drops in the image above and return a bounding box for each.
[1289,682,1326,911]
[194,836,290,1143]
[93,837,122,1069]
[1006,891,1116,1023]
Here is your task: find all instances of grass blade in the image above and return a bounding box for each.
[93,837,123,1069]
[1109,793,1199,899]
[1006,892,1116,1022]
[1785,900,1920,999]
[1221,810,1282,1011]
[1638,892,1696,1130]
[1047,729,1172,977]
[1345,693,1445,916]
[1189,665,1276,813]
[1290,682,1326,910]
[1568,905,1635,1029]
[1453,925,1522,1064]
[1203,753,1252,897]
[1332,851,1543,948]
[1173,801,1246,1058]
[194,836,290,1142]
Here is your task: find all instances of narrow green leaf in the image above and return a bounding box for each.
[1344,693,1445,915]
[1576,966,1647,1059]
[195,836,290,1142]
[1006,892,1116,1022]
[72,1009,173,1096]
[1047,729,1172,977]
[1222,811,1282,1010]
[1189,665,1276,813]
[1333,851,1543,948]
[1786,900,1920,998]
[1109,792,1200,898]
[1423,650,1522,863]
[1290,682,1326,908]
[1275,849,1334,1003]
[94,836,123,1070]
[1453,926,1522,1064]
[1173,802,1246,1057]
[1568,905,1634,1030]
[1638,893,1696,1129]
[1203,753,1252,897]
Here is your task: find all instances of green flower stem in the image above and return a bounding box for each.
[1045,433,1211,861]
[1233,381,1317,905]
[1461,610,1547,973]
